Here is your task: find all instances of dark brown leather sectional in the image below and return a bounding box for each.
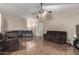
[44,31,67,44]
[0,32,19,52]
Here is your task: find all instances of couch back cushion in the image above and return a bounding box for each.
[47,31,67,36]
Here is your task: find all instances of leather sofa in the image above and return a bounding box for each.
[0,33,5,52]
[4,38,19,51]
[0,32,19,52]
[5,30,33,38]
[43,31,67,44]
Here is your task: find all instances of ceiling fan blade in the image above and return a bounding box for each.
[48,11,52,13]
[31,13,37,14]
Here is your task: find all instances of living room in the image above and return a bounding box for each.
[0,3,79,55]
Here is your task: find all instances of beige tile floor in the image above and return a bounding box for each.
[9,37,79,55]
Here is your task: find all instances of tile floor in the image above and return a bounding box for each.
[8,37,79,55]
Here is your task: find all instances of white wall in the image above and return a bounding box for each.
[0,14,2,32]
[3,15,27,31]
[0,13,4,33]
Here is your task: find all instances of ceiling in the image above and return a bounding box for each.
[0,3,79,19]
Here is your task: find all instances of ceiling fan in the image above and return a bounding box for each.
[32,3,52,18]
[38,3,52,13]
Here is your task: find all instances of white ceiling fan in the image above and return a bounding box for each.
[32,3,52,18]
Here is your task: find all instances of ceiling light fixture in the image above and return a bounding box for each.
[37,3,52,18]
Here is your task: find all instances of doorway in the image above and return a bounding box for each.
[35,22,44,37]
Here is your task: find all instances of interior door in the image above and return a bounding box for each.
[35,22,44,36]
